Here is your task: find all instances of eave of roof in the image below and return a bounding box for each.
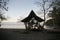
[21,10,44,22]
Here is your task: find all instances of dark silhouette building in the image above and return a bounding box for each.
[21,10,44,31]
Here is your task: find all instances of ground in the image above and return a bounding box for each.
[0,28,60,40]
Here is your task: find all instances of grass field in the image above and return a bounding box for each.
[0,28,60,40]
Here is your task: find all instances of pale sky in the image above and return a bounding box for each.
[4,0,44,22]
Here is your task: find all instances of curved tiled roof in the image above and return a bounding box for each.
[21,10,44,22]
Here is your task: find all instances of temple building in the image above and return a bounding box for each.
[21,10,44,31]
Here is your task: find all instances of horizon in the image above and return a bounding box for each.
[0,0,51,29]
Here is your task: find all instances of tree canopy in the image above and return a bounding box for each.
[47,0,60,26]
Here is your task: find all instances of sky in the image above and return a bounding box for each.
[3,0,44,22]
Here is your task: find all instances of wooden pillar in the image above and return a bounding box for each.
[0,19,1,27]
[0,21,1,27]
[24,22,28,30]
[24,22,32,31]
[38,22,40,29]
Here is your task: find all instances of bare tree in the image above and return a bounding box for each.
[0,0,9,27]
[35,0,52,27]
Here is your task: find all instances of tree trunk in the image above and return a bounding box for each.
[42,0,46,29]
[43,4,46,29]
[43,9,46,26]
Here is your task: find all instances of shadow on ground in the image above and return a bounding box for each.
[0,29,60,40]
